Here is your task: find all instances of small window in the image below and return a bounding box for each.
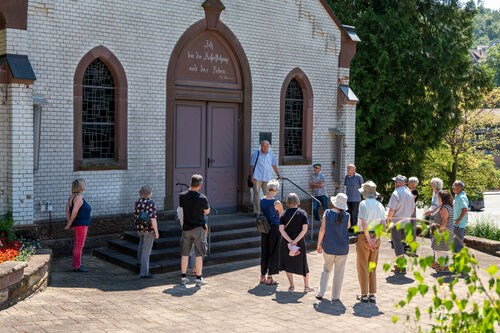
[284,78,304,157]
[82,59,115,160]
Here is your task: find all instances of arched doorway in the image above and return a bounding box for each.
[165,17,252,213]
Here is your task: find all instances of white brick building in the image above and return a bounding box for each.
[0,0,359,225]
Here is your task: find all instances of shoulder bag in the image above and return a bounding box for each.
[247,150,260,188]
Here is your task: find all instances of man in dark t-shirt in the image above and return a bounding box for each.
[179,174,210,286]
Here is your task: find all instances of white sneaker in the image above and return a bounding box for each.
[181,277,189,285]
[196,277,207,286]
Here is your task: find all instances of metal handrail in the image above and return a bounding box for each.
[175,182,216,255]
[281,177,321,241]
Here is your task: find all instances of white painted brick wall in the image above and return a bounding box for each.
[0,0,356,223]
[0,84,9,214]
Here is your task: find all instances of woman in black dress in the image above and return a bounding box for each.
[279,193,314,292]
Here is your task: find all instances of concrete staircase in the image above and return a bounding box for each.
[93,213,322,274]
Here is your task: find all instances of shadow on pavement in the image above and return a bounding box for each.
[48,255,260,291]
[248,284,277,297]
[352,302,384,318]
[272,291,306,304]
[163,285,200,297]
[386,274,415,285]
[313,299,346,316]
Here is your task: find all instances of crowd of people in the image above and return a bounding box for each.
[63,140,470,304]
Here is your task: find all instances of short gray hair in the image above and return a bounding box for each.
[286,193,300,207]
[139,185,152,199]
[267,179,280,192]
[430,178,443,190]
[454,180,465,190]
[408,177,419,186]
[191,174,203,187]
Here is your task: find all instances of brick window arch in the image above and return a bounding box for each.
[74,46,127,170]
[280,68,313,165]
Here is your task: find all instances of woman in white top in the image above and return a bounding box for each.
[356,181,386,303]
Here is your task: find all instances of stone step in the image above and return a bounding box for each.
[108,235,262,261]
[123,226,260,249]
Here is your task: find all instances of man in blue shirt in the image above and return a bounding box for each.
[452,180,469,253]
[249,140,282,215]
[344,164,364,232]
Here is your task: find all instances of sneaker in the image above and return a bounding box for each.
[180,277,189,285]
[73,266,89,272]
[196,277,207,286]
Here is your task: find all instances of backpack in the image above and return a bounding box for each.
[136,210,152,228]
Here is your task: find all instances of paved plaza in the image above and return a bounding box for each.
[1,238,498,333]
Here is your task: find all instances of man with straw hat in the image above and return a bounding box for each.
[356,181,386,303]
[387,175,415,274]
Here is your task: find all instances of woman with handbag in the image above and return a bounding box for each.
[430,190,454,272]
[316,193,351,301]
[134,185,159,279]
[259,179,283,285]
[279,193,314,292]
[65,179,92,272]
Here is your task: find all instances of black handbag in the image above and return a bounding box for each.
[256,214,271,234]
[136,210,152,228]
[248,150,260,188]
[256,201,275,234]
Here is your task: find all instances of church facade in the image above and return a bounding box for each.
[0,0,359,225]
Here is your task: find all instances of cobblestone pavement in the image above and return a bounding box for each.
[1,238,498,333]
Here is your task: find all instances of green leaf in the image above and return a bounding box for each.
[392,316,399,324]
[443,230,450,244]
[437,277,444,286]
[485,265,498,276]
[383,263,390,272]
[399,300,406,308]
[444,300,453,311]
[415,307,420,321]
[418,284,429,296]
[433,296,442,308]
[410,241,419,252]
[353,225,359,233]
[396,222,402,231]
[396,256,407,270]
[414,271,424,284]
[407,287,418,303]
[375,223,384,238]
[368,261,377,273]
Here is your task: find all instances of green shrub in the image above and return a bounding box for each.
[466,215,500,241]
[0,213,15,241]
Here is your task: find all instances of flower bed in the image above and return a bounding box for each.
[0,233,41,264]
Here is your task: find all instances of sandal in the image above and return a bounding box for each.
[288,286,295,292]
[260,276,267,284]
[304,286,315,293]
[315,295,323,300]
[265,279,279,286]
[368,294,376,303]
[436,266,449,272]
[357,295,369,303]
[431,262,440,270]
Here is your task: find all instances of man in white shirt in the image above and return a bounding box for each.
[387,175,415,273]
[249,140,282,215]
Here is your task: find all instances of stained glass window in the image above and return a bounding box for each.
[82,59,115,159]
[284,78,303,156]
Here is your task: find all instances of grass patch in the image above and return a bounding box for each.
[466,215,500,241]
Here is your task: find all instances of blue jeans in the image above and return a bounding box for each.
[454,227,465,253]
[313,195,329,221]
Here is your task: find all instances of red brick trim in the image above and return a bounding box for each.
[0,0,28,30]
[279,68,313,165]
[73,46,127,171]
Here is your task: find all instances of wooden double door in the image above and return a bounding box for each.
[173,101,239,213]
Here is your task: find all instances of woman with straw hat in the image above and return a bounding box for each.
[315,193,351,301]
[356,181,386,303]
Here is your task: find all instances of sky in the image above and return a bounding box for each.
[480,0,500,10]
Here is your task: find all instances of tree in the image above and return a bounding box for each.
[327,0,483,200]
[485,44,500,86]
[420,65,498,204]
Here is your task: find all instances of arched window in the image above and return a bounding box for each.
[74,46,127,170]
[280,68,313,164]
[0,12,6,30]
[82,59,115,159]
[284,78,304,157]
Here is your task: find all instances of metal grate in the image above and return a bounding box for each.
[82,59,115,159]
[284,78,303,156]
